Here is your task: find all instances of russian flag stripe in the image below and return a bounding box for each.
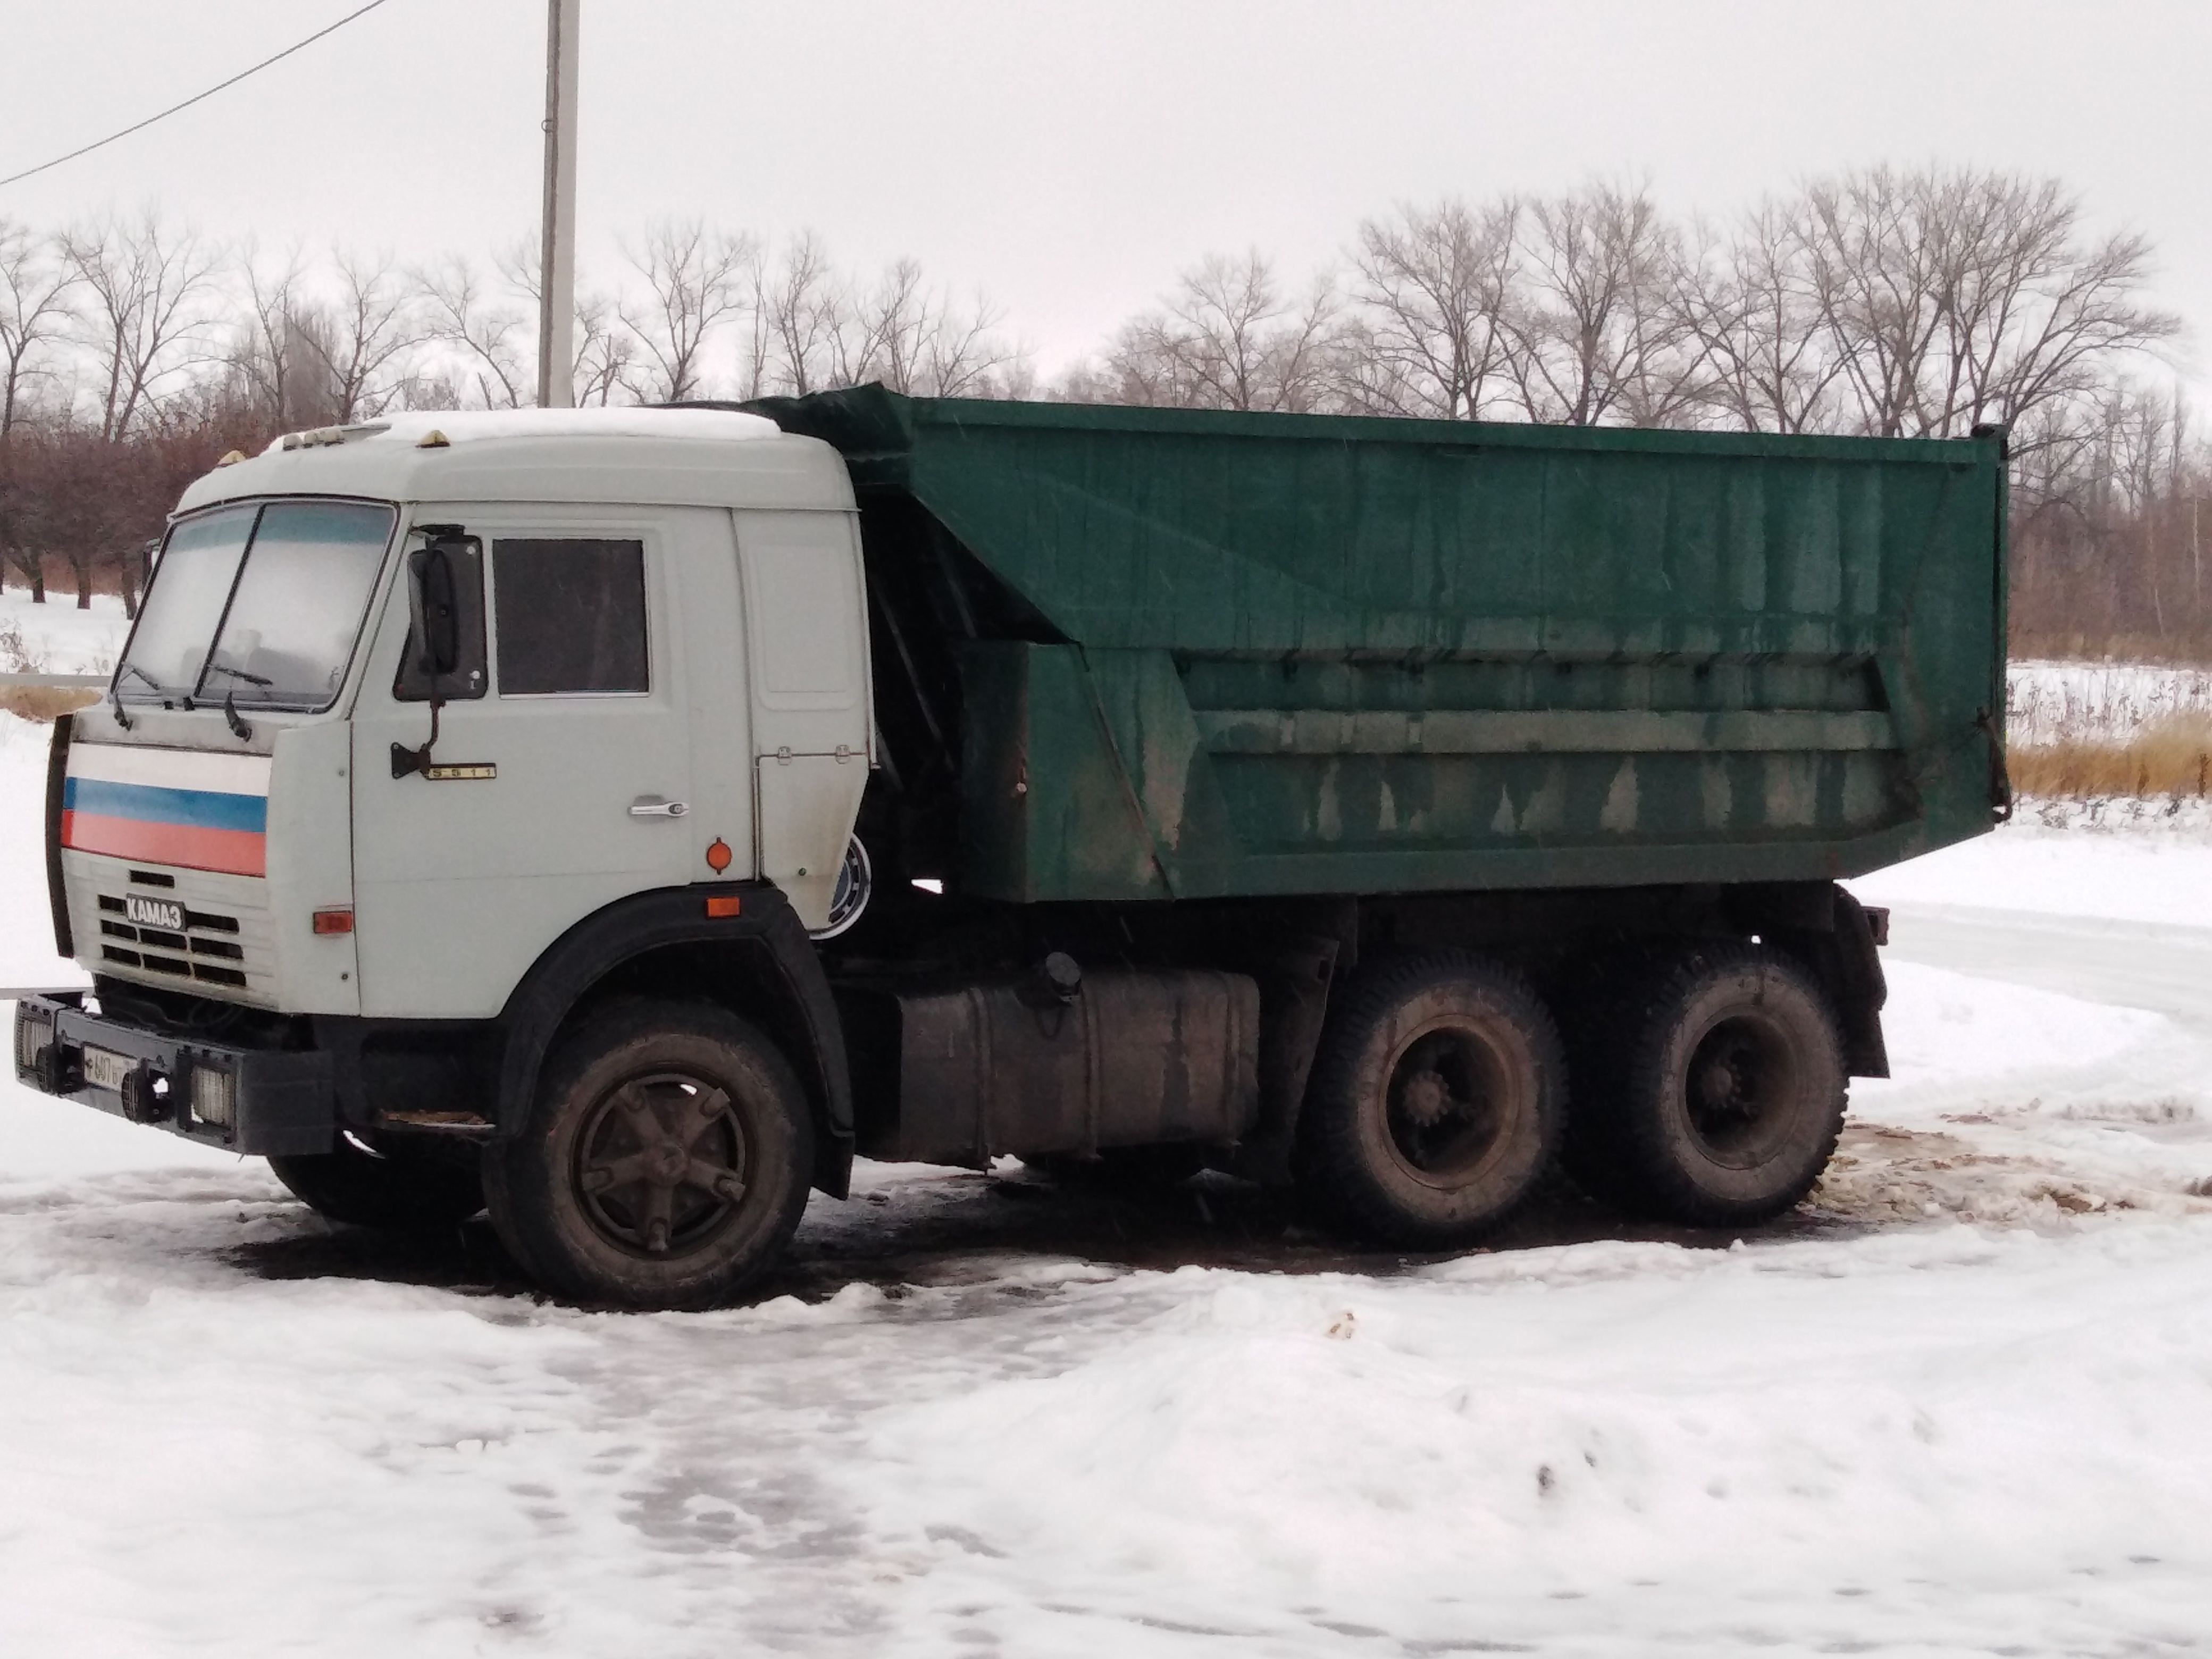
[61,743,271,878]
[62,776,267,834]
[61,812,267,877]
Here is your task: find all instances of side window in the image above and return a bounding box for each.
[492,538,649,695]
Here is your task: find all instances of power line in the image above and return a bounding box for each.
[0,1,396,192]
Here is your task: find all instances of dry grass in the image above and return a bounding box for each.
[2009,713,2212,800]
[0,683,101,723]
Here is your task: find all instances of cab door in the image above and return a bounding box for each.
[351,505,718,1019]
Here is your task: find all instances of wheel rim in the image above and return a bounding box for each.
[1381,1017,1518,1186]
[1679,1011,1802,1166]
[571,1069,749,1257]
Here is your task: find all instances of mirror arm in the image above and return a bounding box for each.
[391,696,442,779]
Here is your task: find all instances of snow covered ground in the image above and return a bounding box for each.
[4,601,2212,1652]
[0,586,132,677]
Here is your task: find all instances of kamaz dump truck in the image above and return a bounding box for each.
[13,393,2008,1307]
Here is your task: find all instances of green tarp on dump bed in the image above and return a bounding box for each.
[745,387,2008,903]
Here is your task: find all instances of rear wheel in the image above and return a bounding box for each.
[483,1001,814,1309]
[1566,943,1846,1227]
[268,1137,485,1229]
[1296,950,1564,1249]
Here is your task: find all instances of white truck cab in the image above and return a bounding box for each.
[22,409,876,1304]
[71,407,872,1018]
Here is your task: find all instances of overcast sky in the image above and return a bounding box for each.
[1,0,2206,385]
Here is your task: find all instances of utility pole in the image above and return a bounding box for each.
[536,0,580,408]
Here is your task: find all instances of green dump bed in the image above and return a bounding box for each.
[747,388,2009,904]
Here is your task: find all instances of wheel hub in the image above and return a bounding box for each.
[573,1074,748,1258]
[1400,1068,1455,1127]
[1681,1014,1800,1158]
[1696,1055,1742,1112]
[1384,1027,1509,1180]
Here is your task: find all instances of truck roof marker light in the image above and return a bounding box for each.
[416,429,450,449]
[312,908,354,935]
[215,450,246,467]
[705,896,742,919]
[705,838,733,873]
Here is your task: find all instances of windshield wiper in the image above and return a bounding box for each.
[110,661,162,729]
[204,661,273,688]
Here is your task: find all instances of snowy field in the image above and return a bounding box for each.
[4,591,2212,1653]
[2007,658,2212,745]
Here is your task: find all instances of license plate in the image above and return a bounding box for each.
[82,1045,135,1092]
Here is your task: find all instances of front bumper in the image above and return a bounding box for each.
[12,991,335,1157]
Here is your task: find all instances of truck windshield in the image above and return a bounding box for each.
[119,499,396,712]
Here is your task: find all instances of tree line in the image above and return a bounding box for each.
[0,165,2200,656]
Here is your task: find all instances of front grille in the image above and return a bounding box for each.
[97,894,256,991]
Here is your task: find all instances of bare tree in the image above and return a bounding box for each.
[1109,251,1340,413]
[754,231,842,397]
[618,219,753,403]
[1800,167,2182,454]
[1672,200,1846,433]
[1510,181,1696,426]
[1929,172,2180,447]
[834,256,928,390]
[1346,198,1521,419]
[306,248,426,422]
[0,218,77,439]
[828,258,1025,397]
[65,208,221,440]
[416,252,532,409]
[572,291,634,406]
[0,219,78,601]
[229,245,344,430]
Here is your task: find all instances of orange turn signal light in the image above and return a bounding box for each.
[704,895,742,919]
[312,908,355,936]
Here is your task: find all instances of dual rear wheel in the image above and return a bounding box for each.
[1295,942,1846,1246]
[1561,943,1847,1227]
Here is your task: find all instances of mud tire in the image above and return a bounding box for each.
[1296,950,1564,1249]
[483,1001,813,1309]
[1565,942,1846,1227]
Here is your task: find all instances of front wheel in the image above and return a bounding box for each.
[483,1001,814,1309]
[1296,950,1565,1249]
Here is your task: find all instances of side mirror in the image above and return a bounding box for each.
[394,530,485,706]
[408,545,463,678]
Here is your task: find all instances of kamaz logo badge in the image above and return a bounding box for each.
[124,896,185,931]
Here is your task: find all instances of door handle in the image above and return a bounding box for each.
[629,797,689,818]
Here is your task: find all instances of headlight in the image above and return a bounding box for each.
[15,1008,52,1074]
[189,1065,236,1128]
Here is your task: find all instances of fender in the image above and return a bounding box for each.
[493,881,854,1197]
